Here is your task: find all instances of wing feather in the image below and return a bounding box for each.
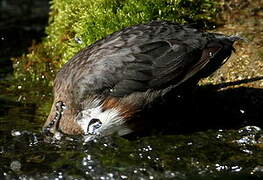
[56,21,232,101]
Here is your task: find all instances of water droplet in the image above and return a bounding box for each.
[107,173,114,178]
[86,154,92,161]
[242,149,253,154]
[164,171,177,178]
[10,161,21,172]
[147,155,151,160]
[236,136,256,145]
[17,96,22,102]
[231,165,242,172]
[120,175,128,179]
[0,146,4,153]
[11,130,22,136]
[100,176,106,180]
[216,134,223,139]
[240,109,245,114]
[82,160,88,166]
[238,126,261,134]
[58,172,63,179]
[53,131,63,141]
[215,164,228,171]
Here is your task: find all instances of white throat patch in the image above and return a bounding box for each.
[76,105,132,137]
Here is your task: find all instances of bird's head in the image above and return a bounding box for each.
[43,95,135,141]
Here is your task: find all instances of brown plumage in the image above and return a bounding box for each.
[43,20,240,141]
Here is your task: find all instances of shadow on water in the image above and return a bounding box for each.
[132,76,263,137]
[189,77,263,130]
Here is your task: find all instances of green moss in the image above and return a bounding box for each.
[13,0,219,84]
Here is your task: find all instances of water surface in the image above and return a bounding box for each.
[0,82,263,179]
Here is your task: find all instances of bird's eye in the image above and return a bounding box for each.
[87,118,102,135]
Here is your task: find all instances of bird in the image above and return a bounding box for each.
[42,20,241,141]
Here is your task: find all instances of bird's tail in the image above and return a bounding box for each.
[227,34,247,43]
[195,33,244,79]
[215,34,245,47]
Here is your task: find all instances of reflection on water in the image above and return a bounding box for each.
[0,87,263,179]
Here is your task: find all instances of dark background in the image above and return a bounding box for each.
[0,0,49,79]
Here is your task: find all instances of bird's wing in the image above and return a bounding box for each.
[55,21,226,102]
[72,36,222,100]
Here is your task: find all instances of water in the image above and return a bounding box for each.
[0,82,263,179]
[1,124,263,179]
